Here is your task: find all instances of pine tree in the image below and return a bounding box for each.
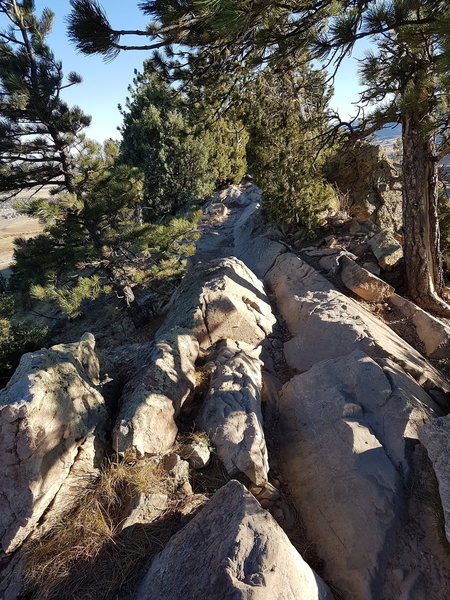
[68,1,450,314]
[120,70,215,219]
[0,292,46,386]
[0,0,90,197]
[324,1,450,314]
[241,59,334,236]
[120,68,248,218]
[13,140,201,320]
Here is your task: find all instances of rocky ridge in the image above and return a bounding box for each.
[0,184,449,599]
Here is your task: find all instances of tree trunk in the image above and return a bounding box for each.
[401,116,450,316]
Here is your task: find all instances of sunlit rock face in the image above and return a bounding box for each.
[0,333,106,554]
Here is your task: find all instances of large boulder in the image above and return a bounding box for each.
[0,333,106,554]
[326,141,402,232]
[278,351,443,600]
[159,257,276,350]
[419,415,450,544]
[112,329,199,456]
[199,340,269,486]
[265,253,448,390]
[137,480,334,600]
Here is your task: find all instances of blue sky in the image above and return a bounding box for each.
[27,1,365,142]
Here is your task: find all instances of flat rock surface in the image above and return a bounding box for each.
[159,256,276,350]
[265,252,448,390]
[277,350,444,600]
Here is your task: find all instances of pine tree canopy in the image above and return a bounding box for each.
[12,139,201,317]
[0,0,91,197]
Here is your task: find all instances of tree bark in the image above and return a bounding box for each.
[401,116,450,316]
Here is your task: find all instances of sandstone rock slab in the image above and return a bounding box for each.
[121,493,169,531]
[159,257,276,350]
[339,254,395,301]
[137,480,334,600]
[199,340,269,486]
[0,333,106,554]
[179,440,211,469]
[112,329,198,456]
[278,351,442,600]
[265,253,448,390]
[419,415,450,544]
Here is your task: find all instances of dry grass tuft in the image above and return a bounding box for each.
[23,457,174,600]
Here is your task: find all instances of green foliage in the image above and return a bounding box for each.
[12,140,200,317]
[0,294,47,385]
[0,0,90,196]
[120,71,215,219]
[30,276,109,319]
[201,117,248,188]
[242,62,334,236]
[120,69,248,220]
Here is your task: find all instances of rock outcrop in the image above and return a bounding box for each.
[0,333,106,554]
[160,256,276,349]
[265,252,448,390]
[114,256,276,472]
[369,229,403,270]
[199,340,269,485]
[390,293,450,358]
[278,350,443,600]
[137,480,334,600]
[233,200,286,279]
[112,329,198,456]
[326,141,402,232]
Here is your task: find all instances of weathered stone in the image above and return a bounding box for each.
[390,293,450,358]
[339,255,395,302]
[205,202,228,219]
[112,329,199,457]
[162,453,190,487]
[121,493,169,530]
[278,351,442,600]
[326,142,402,232]
[179,441,211,469]
[318,250,346,272]
[137,480,334,600]
[349,217,378,235]
[199,340,269,486]
[265,253,448,390]
[159,257,276,350]
[419,415,450,544]
[251,482,280,503]
[369,230,403,270]
[215,183,258,207]
[0,334,106,554]
[234,202,286,278]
